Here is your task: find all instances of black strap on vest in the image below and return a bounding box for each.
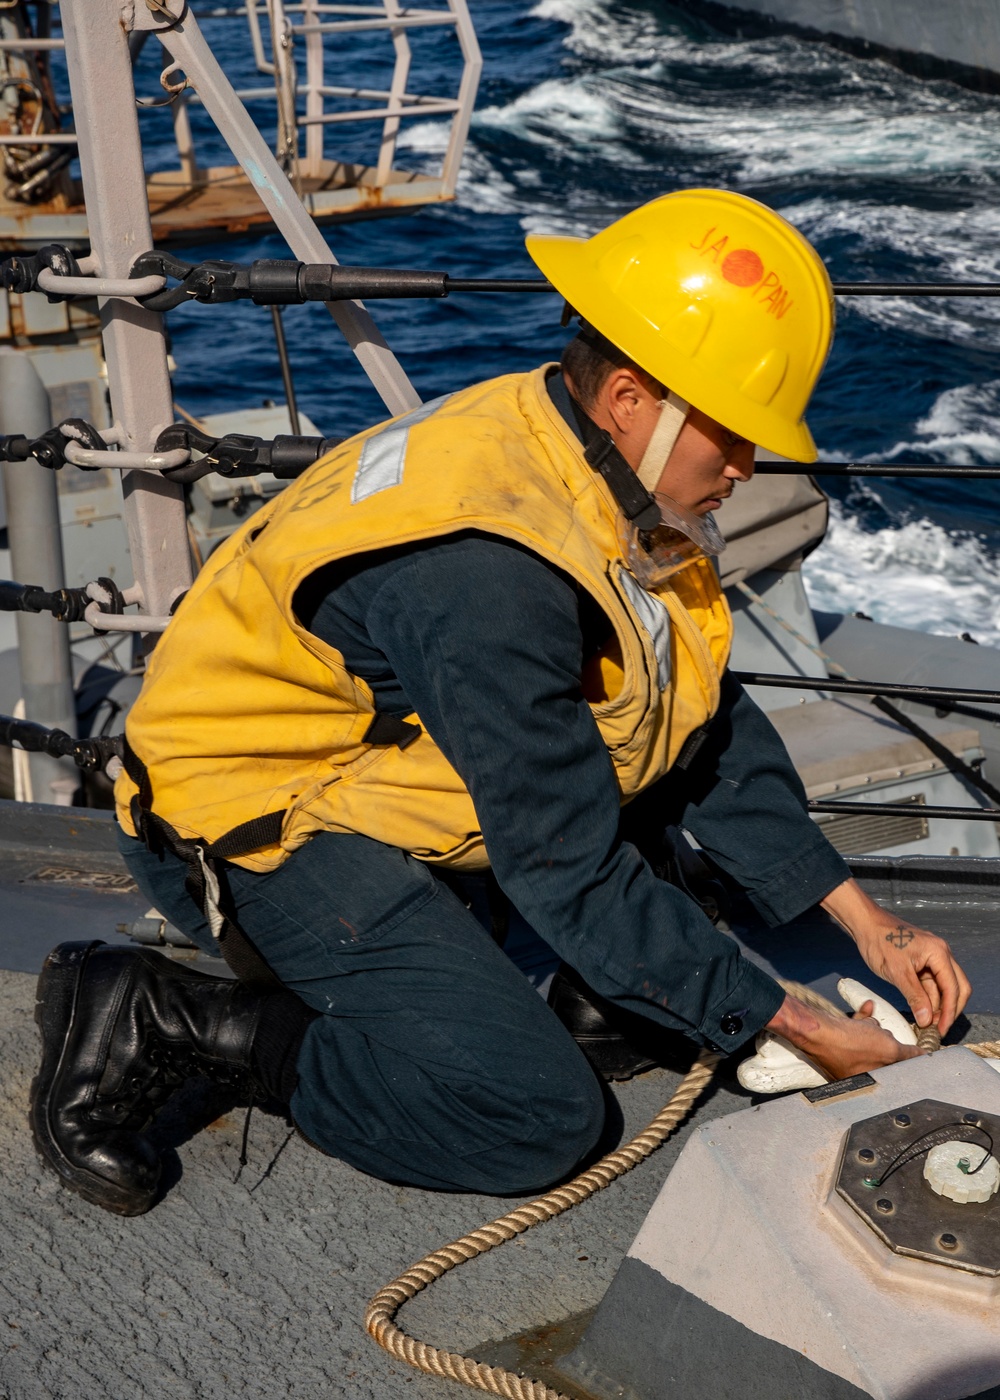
[121,706,423,989]
[123,737,285,991]
[568,395,662,532]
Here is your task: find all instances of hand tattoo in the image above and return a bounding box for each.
[886,925,915,949]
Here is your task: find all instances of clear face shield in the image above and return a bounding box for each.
[620,390,726,589]
[619,493,726,590]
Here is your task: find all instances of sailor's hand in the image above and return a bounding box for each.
[765,993,920,1083]
[820,877,971,1036]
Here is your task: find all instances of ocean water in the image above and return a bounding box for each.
[141,0,1000,643]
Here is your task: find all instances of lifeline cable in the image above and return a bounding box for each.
[9,247,1000,306]
[365,979,944,1400]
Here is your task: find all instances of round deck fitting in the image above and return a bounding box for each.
[924,1141,1000,1204]
[836,1099,1000,1275]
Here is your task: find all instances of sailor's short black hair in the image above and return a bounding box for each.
[560,323,650,408]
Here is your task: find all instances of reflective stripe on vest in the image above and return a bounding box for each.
[619,569,672,691]
[351,394,453,504]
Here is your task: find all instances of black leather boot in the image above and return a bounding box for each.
[548,961,659,1082]
[549,823,728,1080]
[31,941,308,1216]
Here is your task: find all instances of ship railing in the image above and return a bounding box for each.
[0,1,480,207]
[4,218,1000,822]
[4,654,1000,825]
[177,0,480,196]
[726,672,1000,825]
[0,132,75,145]
[0,38,64,51]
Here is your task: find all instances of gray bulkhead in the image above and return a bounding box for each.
[672,0,1000,92]
[717,473,1000,859]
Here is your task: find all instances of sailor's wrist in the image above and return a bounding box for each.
[700,963,786,1053]
[819,876,882,942]
[765,992,824,1051]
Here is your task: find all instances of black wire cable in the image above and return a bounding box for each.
[866,1122,994,1189]
[809,799,1000,821]
[758,462,1000,479]
[868,692,1000,808]
[443,279,1000,297]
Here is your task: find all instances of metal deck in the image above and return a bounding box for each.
[2,801,1000,1398]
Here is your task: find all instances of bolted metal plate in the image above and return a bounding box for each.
[836,1098,1000,1275]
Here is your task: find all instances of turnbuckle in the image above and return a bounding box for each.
[129,249,450,312]
[0,711,124,774]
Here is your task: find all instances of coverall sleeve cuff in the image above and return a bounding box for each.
[698,960,786,1055]
[747,834,850,928]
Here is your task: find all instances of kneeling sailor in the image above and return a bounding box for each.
[31,188,970,1215]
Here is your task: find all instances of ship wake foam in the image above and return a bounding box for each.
[803,501,1000,647]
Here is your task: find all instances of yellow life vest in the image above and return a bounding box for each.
[115,367,732,873]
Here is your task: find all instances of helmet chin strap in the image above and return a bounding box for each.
[636,391,690,494]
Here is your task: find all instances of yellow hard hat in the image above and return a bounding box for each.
[525,188,834,462]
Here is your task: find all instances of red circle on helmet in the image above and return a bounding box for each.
[721,249,764,287]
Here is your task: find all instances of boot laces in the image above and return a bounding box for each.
[233,1090,255,1184]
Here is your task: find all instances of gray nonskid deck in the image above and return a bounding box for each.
[0,964,735,1400]
[4,808,1000,1399]
[4,968,1000,1400]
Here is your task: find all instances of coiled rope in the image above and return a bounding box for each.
[365,978,963,1400]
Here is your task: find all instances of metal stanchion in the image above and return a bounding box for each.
[0,352,77,803]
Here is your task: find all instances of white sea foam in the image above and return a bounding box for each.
[786,198,1000,349]
[474,78,629,155]
[396,121,526,216]
[398,78,629,231]
[803,502,1000,646]
[719,102,1000,184]
[879,382,1000,464]
[530,0,678,65]
[414,0,1000,266]
[805,377,1000,640]
[813,381,1000,465]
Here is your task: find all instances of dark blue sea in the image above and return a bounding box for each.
[136,0,1000,642]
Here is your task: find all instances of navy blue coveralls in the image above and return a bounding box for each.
[119,376,849,1194]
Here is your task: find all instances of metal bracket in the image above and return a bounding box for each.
[0,415,337,482]
[0,572,174,635]
[130,0,190,33]
[63,439,189,472]
[1,244,166,302]
[82,579,174,634]
[37,267,166,300]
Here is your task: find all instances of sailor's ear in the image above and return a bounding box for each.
[603,368,647,432]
